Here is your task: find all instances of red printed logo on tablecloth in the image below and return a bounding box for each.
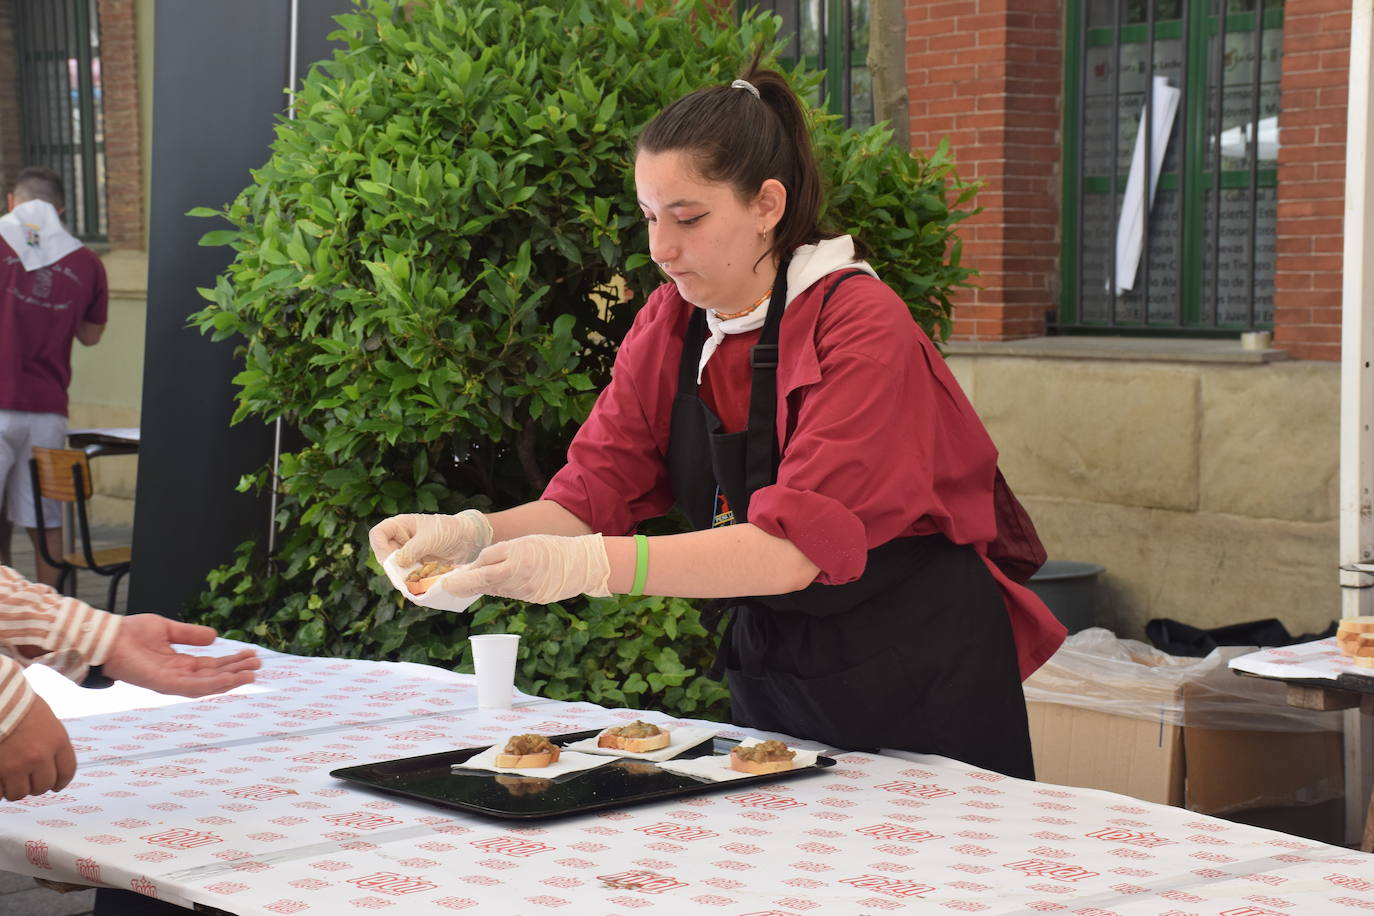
[264,901,310,914]
[858,823,943,842]
[386,729,449,742]
[1329,874,1374,892]
[470,836,554,857]
[368,689,421,702]
[597,870,688,894]
[24,840,51,869]
[1086,827,1174,848]
[346,872,439,896]
[290,751,353,765]
[838,875,936,898]
[142,828,223,849]
[347,896,395,909]
[324,812,403,831]
[1219,908,1285,916]
[75,857,101,883]
[725,792,805,810]
[204,881,250,895]
[141,721,198,732]
[1006,859,1100,883]
[129,877,159,899]
[134,765,202,778]
[636,822,719,842]
[875,780,956,799]
[225,784,300,800]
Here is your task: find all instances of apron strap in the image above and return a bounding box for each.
[742,258,791,500]
[678,306,706,391]
[742,266,869,500]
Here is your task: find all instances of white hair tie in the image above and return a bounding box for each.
[730,79,760,99]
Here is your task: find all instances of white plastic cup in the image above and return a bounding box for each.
[470,634,520,708]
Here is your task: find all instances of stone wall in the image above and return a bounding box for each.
[948,349,1340,640]
[67,249,146,528]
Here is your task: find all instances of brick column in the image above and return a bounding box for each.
[98,0,143,250]
[907,0,1063,341]
[1272,0,1349,361]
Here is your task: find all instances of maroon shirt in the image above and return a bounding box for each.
[0,239,107,416]
[544,273,1066,679]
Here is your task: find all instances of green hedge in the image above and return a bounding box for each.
[188,0,977,722]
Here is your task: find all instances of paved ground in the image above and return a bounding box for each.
[2,525,132,916]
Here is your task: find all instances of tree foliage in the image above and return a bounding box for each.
[188,0,977,722]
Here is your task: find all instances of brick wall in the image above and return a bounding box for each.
[97,0,143,250]
[0,0,22,196]
[1272,0,1349,362]
[907,0,1064,341]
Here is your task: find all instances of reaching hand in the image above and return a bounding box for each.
[369,509,493,567]
[0,696,75,801]
[440,533,612,604]
[100,615,260,697]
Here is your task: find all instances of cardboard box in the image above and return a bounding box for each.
[1024,630,1345,844]
[1027,700,1343,815]
[1027,699,1184,807]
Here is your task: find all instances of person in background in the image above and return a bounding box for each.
[0,166,108,585]
[0,564,260,802]
[371,58,1064,778]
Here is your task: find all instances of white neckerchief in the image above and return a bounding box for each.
[696,235,878,383]
[0,199,82,272]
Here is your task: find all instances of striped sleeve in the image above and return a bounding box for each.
[0,654,39,740]
[0,563,121,680]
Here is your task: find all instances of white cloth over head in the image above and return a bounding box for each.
[0,199,82,272]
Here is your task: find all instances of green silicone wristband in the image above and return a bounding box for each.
[629,534,649,596]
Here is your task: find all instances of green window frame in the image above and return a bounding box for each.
[741,0,874,128]
[14,0,107,242]
[1060,0,1283,334]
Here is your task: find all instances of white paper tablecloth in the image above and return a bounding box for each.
[1229,637,1356,682]
[7,640,1374,914]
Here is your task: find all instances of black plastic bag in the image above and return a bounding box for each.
[1145,617,1338,658]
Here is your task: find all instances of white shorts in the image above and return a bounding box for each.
[0,410,67,529]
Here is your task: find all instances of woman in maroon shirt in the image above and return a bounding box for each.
[371,63,1064,777]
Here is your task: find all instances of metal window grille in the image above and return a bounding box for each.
[1060,0,1282,333]
[743,0,874,128]
[14,0,107,241]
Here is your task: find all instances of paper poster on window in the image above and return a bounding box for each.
[1114,75,1181,294]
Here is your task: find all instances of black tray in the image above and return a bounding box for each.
[331,728,835,820]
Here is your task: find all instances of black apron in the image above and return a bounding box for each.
[666,267,1035,779]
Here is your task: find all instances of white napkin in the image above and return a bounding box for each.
[696,235,877,382]
[449,740,610,778]
[0,199,82,271]
[655,739,819,783]
[382,551,481,613]
[563,725,718,762]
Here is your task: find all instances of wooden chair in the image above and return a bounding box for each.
[29,446,132,612]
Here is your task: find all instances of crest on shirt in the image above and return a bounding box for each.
[711,486,735,527]
[23,221,41,247]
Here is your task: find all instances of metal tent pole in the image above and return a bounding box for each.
[266,0,299,557]
[1338,0,1374,848]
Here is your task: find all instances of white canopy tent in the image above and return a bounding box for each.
[1339,0,1374,846]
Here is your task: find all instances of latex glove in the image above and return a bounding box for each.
[101,615,261,697]
[369,509,493,567]
[0,696,75,801]
[442,533,611,604]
